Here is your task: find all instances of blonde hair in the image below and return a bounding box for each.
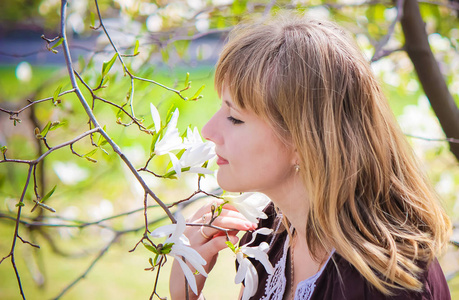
[215,12,451,295]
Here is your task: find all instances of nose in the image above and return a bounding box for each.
[202,112,221,145]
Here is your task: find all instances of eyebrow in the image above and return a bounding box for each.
[225,100,241,113]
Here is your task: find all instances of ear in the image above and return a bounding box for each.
[291,148,300,166]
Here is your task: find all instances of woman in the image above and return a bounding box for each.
[169,12,452,300]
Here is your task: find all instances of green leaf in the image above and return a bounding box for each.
[163,167,190,179]
[40,185,57,203]
[97,126,107,146]
[49,121,66,131]
[149,131,160,156]
[153,253,159,266]
[16,202,25,207]
[0,145,7,155]
[85,157,97,163]
[53,85,62,103]
[143,242,158,254]
[216,203,224,217]
[149,257,154,266]
[225,241,237,253]
[90,12,95,28]
[101,75,110,87]
[134,40,140,55]
[190,84,205,101]
[184,72,190,88]
[83,148,98,158]
[161,243,174,254]
[102,53,118,78]
[51,38,64,49]
[40,121,52,137]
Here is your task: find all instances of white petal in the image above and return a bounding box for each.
[234,253,249,284]
[241,262,258,300]
[168,108,179,131]
[150,223,176,238]
[247,263,259,297]
[253,228,273,236]
[242,247,274,274]
[172,245,207,275]
[175,256,199,295]
[232,202,259,224]
[169,152,182,178]
[169,212,186,242]
[150,103,161,132]
[188,167,214,175]
[245,227,273,246]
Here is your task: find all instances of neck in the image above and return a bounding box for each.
[262,174,309,239]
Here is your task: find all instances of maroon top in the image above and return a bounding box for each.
[238,203,451,300]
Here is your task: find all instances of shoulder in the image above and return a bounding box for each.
[311,254,451,300]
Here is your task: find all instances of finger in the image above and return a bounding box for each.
[202,234,239,254]
[209,215,256,231]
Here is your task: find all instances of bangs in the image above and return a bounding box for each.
[214,22,276,120]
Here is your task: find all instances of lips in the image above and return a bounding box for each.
[216,154,229,165]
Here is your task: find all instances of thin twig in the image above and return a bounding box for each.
[405,134,459,144]
[371,0,405,62]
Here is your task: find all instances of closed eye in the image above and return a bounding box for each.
[227,116,244,125]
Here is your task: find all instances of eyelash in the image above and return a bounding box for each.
[227,116,244,125]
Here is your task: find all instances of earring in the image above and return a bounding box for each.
[294,164,300,172]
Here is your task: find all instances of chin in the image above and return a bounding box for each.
[216,173,247,193]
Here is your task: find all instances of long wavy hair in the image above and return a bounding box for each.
[214,12,451,294]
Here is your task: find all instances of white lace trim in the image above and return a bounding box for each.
[293,249,335,300]
[259,216,335,300]
[260,219,290,300]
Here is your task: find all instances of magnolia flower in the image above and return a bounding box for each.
[150,213,207,295]
[233,228,274,300]
[224,193,271,223]
[170,127,216,178]
[150,104,184,156]
[182,127,204,148]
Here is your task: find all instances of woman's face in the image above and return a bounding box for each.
[202,86,297,195]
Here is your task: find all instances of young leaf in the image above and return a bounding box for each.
[161,243,174,254]
[53,85,63,103]
[97,126,107,146]
[225,241,237,253]
[90,12,95,28]
[190,84,205,101]
[51,38,64,49]
[101,53,118,78]
[184,72,190,88]
[0,145,7,155]
[143,242,158,254]
[16,202,25,207]
[85,157,97,163]
[40,121,52,137]
[134,40,140,55]
[40,185,57,203]
[50,121,66,131]
[83,148,98,158]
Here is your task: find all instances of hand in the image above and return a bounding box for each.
[169,199,257,299]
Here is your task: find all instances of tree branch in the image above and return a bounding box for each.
[400,0,459,161]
